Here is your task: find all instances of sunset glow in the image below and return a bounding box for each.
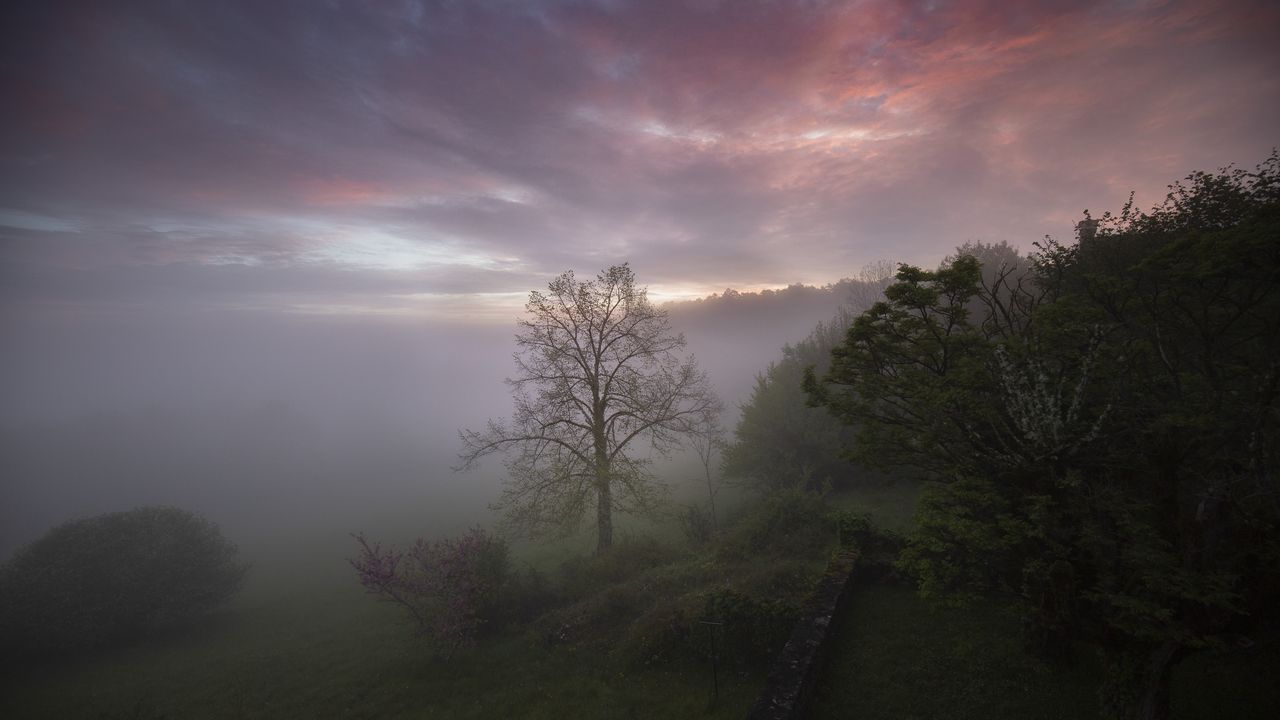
[2,0,1277,316]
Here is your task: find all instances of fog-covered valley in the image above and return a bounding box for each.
[0,282,856,560]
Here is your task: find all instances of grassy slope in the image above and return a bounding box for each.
[1,574,757,720]
[1,524,760,720]
[816,481,1101,718]
[811,583,1099,720]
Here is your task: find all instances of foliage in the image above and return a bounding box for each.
[831,510,905,578]
[687,415,725,536]
[724,266,893,491]
[3,564,767,719]
[678,503,716,545]
[700,587,799,667]
[808,153,1280,719]
[350,527,511,651]
[810,583,1103,720]
[718,486,834,560]
[458,264,720,553]
[723,317,854,490]
[555,537,683,602]
[538,536,816,674]
[536,539,701,663]
[0,506,247,659]
[93,697,171,720]
[895,477,1039,604]
[502,566,558,625]
[804,255,1003,475]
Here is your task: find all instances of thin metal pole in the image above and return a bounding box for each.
[699,620,724,706]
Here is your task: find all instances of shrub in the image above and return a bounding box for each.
[538,542,698,657]
[832,510,905,579]
[679,503,715,546]
[351,527,510,650]
[718,487,833,559]
[0,506,247,659]
[700,587,800,668]
[555,537,682,601]
[896,477,1033,604]
[500,566,556,625]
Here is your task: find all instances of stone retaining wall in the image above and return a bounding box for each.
[745,550,858,720]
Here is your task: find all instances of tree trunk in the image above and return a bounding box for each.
[1136,641,1181,720]
[1101,640,1185,720]
[595,452,612,553]
[705,471,718,536]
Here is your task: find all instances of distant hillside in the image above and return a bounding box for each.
[664,277,888,415]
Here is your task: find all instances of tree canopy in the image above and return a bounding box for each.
[807,153,1280,720]
[723,264,894,491]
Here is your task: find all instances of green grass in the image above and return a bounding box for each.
[0,488,835,720]
[1170,641,1280,719]
[810,583,1100,720]
[0,526,765,720]
[0,570,758,719]
[0,476,855,719]
[828,478,926,533]
[811,581,1280,720]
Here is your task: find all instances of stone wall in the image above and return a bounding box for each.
[745,550,858,719]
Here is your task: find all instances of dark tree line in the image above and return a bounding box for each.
[806,153,1280,720]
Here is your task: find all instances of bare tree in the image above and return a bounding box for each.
[688,415,725,536]
[458,265,719,553]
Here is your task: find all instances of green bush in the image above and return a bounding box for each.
[678,503,715,546]
[896,477,1032,604]
[700,587,800,668]
[832,510,905,579]
[719,487,833,559]
[556,538,682,601]
[499,566,556,626]
[0,506,247,659]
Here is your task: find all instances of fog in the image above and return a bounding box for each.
[0,283,854,560]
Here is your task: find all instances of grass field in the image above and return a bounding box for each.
[811,583,1101,720]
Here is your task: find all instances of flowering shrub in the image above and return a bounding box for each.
[0,506,247,660]
[350,527,509,650]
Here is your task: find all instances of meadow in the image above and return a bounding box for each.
[4,480,1276,719]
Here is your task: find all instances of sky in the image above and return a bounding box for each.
[0,0,1278,552]
[2,0,1277,319]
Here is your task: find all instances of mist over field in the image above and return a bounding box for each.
[0,283,852,559]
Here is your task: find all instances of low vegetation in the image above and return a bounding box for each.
[0,505,246,663]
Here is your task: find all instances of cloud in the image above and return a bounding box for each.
[1,0,1276,312]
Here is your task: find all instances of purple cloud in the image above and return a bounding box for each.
[2,0,1276,312]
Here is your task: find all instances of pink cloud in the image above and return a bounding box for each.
[2,0,1276,311]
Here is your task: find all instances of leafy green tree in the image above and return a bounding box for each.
[724,310,856,490]
[808,154,1280,720]
[724,266,893,491]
